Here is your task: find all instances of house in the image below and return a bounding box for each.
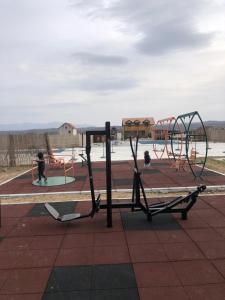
[151,125,170,140]
[58,123,77,136]
[122,117,155,139]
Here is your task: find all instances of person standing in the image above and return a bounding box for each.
[36,152,47,182]
[144,150,151,167]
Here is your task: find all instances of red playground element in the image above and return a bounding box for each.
[153,116,183,160]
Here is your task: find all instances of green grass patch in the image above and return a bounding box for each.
[205,157,225,174]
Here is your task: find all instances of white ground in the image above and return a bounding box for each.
[53,141,225,163]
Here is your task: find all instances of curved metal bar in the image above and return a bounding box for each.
[152,120,165,159]
[185,112,197,178]
[129,136,139,171]
[162,117,176,160]
[172,111,208,178]
[171,117,185,161]
[86,133,96,205]
[186,111,208,178]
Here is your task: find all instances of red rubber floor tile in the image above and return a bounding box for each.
[185,228,224,242]
[129,243,168,263]
[0,237,33,251]
[13,249,58,268]
[61,233,94,248]
[0,270,10,289]
[214,227,225,239]
[139,286,189,300]
[8,217,66,237]
[177,212,210,229]
[0,268,51,294]
[163,242,204,261]
[93,245,130,265]
[30,235,63,250]
[197,241,225,259]
[0,251,23,269]
[134,262,180,287]
[0,217,22,227]
[184,283,225,300]
[0,294,42,300]
[172,260,224,285]
[125,230,159,245]
[55,247,93,266]
[155,230,191,243]
[212,259,225,278]
[1,205,33,218]
[94,231,126,246]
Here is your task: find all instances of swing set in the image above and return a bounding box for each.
[153,116,178,160]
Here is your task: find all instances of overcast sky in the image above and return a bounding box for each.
[0,0,225,126]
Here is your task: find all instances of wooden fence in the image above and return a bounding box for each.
[0,133,85,167]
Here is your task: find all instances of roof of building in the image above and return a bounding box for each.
[122,117,155,126]
[58,122,76,129]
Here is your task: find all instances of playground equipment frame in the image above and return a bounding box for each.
[45,121,206,227]
[31,155,75,184]
[171,111,208,178]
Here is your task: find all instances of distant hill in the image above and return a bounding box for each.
[0,120,224,134]
[0,122,97,131]
[204,121,225,128]
[189,121,225,129]
[77,125,122,133]
[0,122,62,131]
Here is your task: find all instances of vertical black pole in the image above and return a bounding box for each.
[105,122,112,227]
[86,133,96,205]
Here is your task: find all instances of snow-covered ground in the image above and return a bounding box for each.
[53,141,225,163]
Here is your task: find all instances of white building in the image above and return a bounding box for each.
[58,123,77,136]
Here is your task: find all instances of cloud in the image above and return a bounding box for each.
[72,0,215,55]
[0,0,224,125]
[73,52,129,65]
[137,22,214,55]
[74,76,139,92]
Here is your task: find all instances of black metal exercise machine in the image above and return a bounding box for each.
[45,121,206,227]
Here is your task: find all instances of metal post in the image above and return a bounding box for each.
[86,133,96,204]
[111,140,115,153]
[101,142,105,158]
[105,122,112,227]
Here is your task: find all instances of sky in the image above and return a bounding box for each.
[0,0,225,126]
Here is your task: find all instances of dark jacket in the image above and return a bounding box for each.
[144,154,151,164]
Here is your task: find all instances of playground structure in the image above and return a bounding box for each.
[78,149,87,166]
[153,116,178,160]
[171,111,208,178]
[152,111,208,177]
[45,121,206,227]
[31,154,75,185]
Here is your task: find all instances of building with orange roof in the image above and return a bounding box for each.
[122,117,155,139]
